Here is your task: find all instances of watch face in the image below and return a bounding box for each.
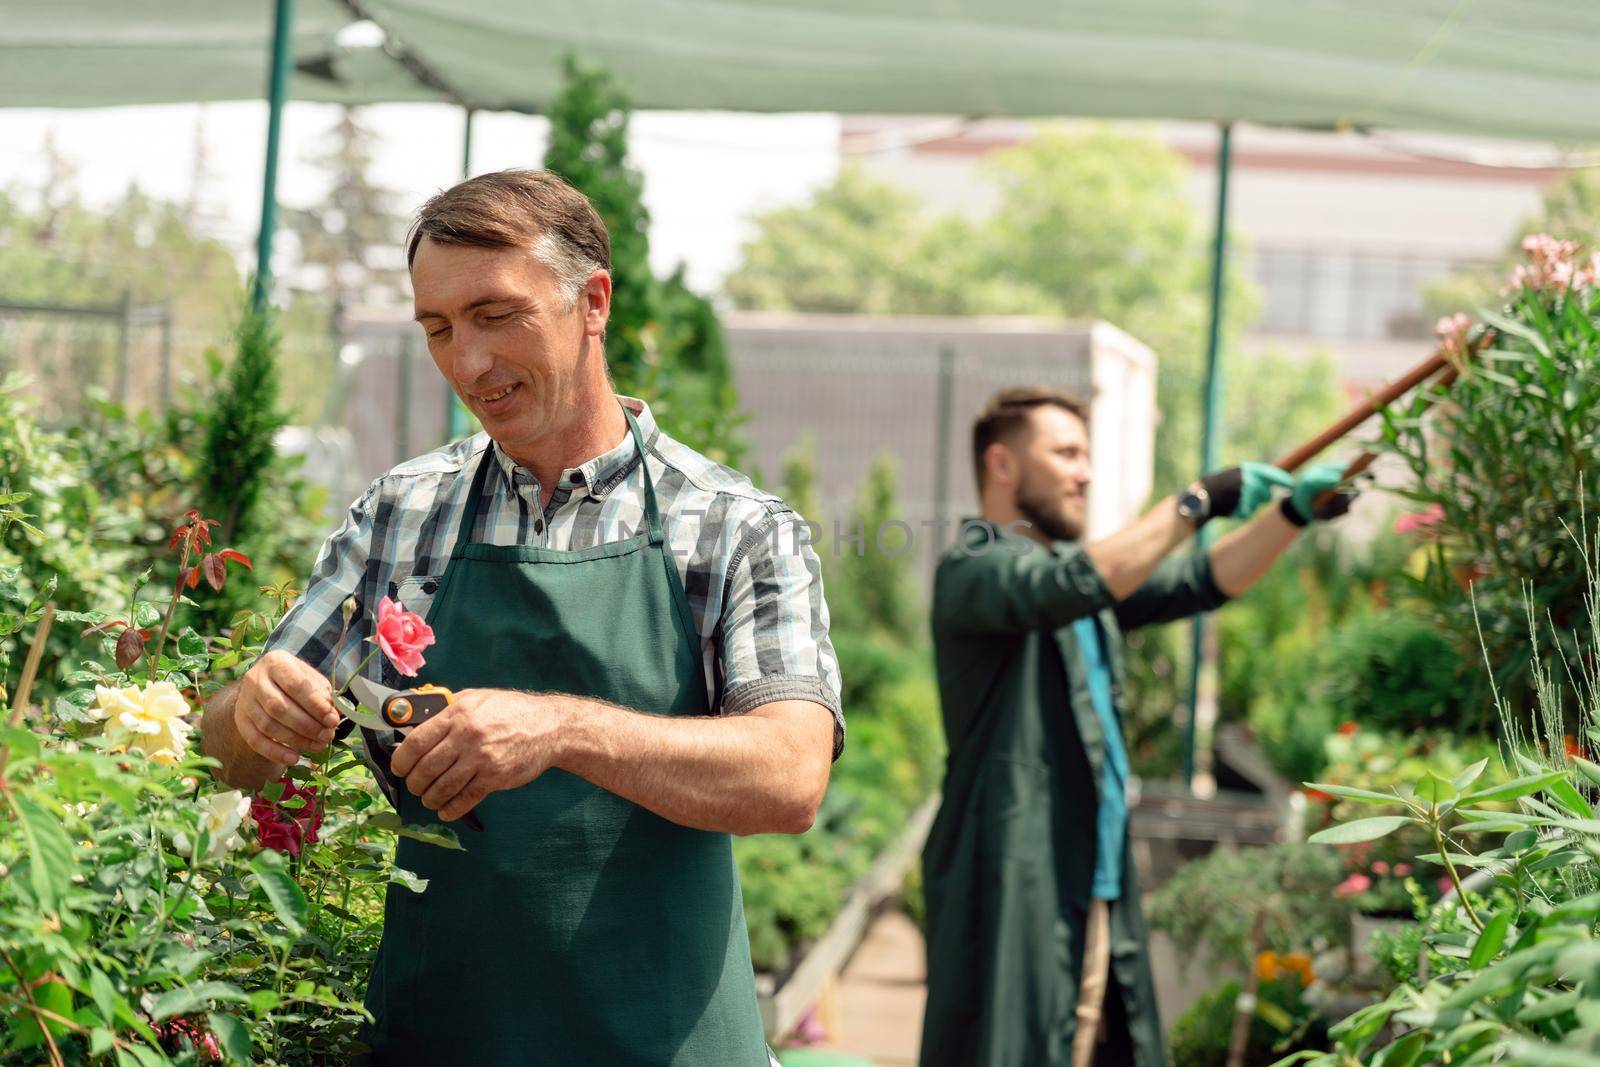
[1177,489,1207,521]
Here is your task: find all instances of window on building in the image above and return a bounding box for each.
[1251,248,1485,340]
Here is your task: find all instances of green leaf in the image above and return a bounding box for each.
[1372,1030,1426,1067]
[249,852,308,935]
[208,1011,252,1065]
[1451,758,1490,792]
[1415,771,1457,805]
[12,979,73,1046]
[26,573,57,615]
[1546,775,1593,819]
[388,866,430,893]
[1572,757,1600,791]
[11,791,76,912]
[176,627,207,661]
[365,810,465,851]
[1303,782,1402,805]
[88,967,117,1024]
[1308,815,1413,845]
[1460,769,1568,805]
[1468,911,1511,967]
[150,981,250,1020]
[247,989,282,1016]
[90,1028,115,1055]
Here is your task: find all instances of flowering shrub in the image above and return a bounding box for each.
[1283,530,1600,1065]
[1380,232,1600,717]
[0,498,453,1064]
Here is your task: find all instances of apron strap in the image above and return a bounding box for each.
[622,404,665,547]
[452,402,664,551]
[453,439,498,551]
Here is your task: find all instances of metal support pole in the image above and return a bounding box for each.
[253,0,296,310]
[159,298,174,410]
[445,106,477,442]
[932,346,956,572]
[1183,122,1233,791]
[114,291,132,408]
[398,334,415,461]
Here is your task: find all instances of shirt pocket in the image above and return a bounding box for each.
[394,573,445,623]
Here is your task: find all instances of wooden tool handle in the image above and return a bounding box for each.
[1273,352,1447,473]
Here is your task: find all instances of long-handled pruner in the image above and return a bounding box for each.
[344,675,485,832]
[1271,329,1491,507]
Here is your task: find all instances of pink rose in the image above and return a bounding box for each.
[373,596,435,677]
[251,776,324,859]
[1334,873,1372,898]
[1439,876,1455,895]
[1395,503,1445,535]
[1371,860,1390,876]
[1394,863,1412,877]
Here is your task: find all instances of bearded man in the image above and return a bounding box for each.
[918,386,1352,1067]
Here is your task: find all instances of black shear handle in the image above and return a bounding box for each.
[380,689,453,729]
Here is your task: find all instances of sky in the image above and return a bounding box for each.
[0,102,843,297]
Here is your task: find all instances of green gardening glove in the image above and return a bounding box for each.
[1196,462,1296,521]
[1282,461,1358,526]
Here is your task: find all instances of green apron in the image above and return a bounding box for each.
[921,525,1205,1067]
[360,409,770,1065]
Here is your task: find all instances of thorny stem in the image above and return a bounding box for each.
[149,536,194,682]
[335,645,382,697]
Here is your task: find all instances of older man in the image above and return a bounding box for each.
[203,170,841,1065]
[919,387,1352,1067]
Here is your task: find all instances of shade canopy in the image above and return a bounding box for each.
[7,1,1600,142]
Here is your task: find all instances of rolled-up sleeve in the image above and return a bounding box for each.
[933,536,1115,636]
[1112,550,1230,631]
[262,484,377,682]
[717,507,845,759]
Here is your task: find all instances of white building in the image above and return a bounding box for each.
[843,117,1563,394]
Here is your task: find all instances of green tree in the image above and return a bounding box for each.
[197,301,286,546]
[283,108,409,313]
[725,128,1289,495]
[279,108,410,419]
[543,55,661,394]
[0,147,243,420]
[542,55,740,460]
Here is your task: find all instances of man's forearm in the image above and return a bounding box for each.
[201,682,284,792]
[555,696,833,837]
[1209,506,1300,597]
[1084,494,1194,600]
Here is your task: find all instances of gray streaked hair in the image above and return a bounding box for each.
[407,169,610,308]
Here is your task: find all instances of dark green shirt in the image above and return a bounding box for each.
[918,519,1229,1067]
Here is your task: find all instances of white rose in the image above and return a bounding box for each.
[90,683,142,723]
[100,681,193,765]
[175,789,251,860]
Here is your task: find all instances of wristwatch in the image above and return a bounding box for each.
[1175,483,1211,527]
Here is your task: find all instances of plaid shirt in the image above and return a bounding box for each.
[265,397,844,757]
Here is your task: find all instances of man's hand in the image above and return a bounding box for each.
[390,689,565,823]
[233,650,340,765]
[1281,462,1359,526]
[1198,463,1296,521]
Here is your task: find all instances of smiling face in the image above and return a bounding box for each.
[410,237,611,462]
[1008,405,1094,542]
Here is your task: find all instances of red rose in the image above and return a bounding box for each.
[251,775,324,859]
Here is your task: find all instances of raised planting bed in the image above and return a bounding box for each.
[755,793,940,1041]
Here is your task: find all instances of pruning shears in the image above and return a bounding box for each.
[343,675,485,833]
[345,675,456,732]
